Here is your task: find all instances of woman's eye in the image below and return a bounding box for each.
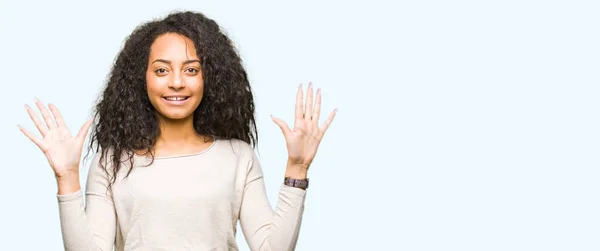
[156,68,167,74]
[186,68,198,74]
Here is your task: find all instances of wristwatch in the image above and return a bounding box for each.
[284,177,309,190]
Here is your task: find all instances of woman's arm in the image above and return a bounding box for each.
[18,100,116,251]
[57,153,117,251]
[239,148,307,251]
[240,83,335,250]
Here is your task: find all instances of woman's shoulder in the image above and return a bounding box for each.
[85,147,140,174]
[213,137,255,158]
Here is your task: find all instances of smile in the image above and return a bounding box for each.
[163,96,189,101]
[162,96,190,105]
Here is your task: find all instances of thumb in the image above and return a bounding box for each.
[76,118,94,146]
[270,114,291,138]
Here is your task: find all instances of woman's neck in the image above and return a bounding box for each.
[152,115,213,156]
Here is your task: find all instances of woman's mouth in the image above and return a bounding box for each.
[163,96,190,105]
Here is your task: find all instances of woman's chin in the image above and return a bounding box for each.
[158,111,194,121]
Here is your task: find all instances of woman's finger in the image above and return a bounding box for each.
[294,83,303,129]
[25,104,48,137]
[34,98,56,129]
[313,88,322,130]
[76,118,94,148]
[49,104,68,129]
[305,82,313,121]
[319,109,337,135]
[18,124,46,151]
[271,114,292,139]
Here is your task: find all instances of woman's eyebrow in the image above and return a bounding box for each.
[152,59,201,65]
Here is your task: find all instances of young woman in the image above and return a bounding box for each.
[18,11,336,251]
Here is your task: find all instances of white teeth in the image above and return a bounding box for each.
[165,97,187,101]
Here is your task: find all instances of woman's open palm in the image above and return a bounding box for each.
[18,99,93,178]
[271,83,337,167]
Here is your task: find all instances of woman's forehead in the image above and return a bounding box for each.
[149,33,199,61]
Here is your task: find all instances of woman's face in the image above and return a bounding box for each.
[146,33,203,121]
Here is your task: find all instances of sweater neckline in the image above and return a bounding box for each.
[138,139,218,160]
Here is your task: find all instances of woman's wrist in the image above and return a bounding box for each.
[285,160,309,180]
[56,173,81,195]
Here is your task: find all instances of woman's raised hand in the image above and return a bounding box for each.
[18,99,93,179]
[270,83,337,169]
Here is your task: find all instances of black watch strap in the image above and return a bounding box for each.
[284,177,309,190]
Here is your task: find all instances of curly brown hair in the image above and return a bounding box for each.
[86,11,257,186]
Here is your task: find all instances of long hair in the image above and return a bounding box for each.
[87,11,257,187]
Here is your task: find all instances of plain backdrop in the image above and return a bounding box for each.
[1,0,599,250]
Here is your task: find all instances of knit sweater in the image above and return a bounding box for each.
[56,138,307,251]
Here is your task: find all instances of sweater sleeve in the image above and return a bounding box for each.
[56,153,117,251]
[239,147,308,251]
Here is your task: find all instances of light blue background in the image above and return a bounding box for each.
[1,0,599,250]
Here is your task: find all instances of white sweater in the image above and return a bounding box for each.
[56,138,307,251]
